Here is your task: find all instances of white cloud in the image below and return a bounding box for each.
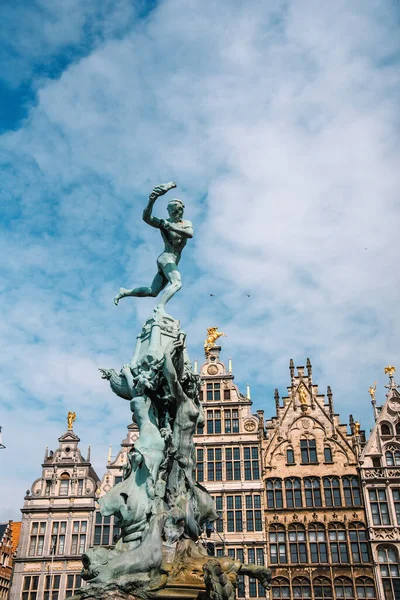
[1,0,400,518]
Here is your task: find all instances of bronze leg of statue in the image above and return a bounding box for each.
[114,272,167,306]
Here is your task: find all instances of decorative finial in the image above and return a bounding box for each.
[67,412,76,431]
[194,359,198,374]
[384,365,396,378]
[368,381,377,401]
[246,383,251,400]
[107,445,112,464]
[228,357,232,373]
[204,327,226,357]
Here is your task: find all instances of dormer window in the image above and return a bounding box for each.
[381,423,392,436]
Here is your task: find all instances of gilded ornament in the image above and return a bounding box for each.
[354,421,360,435]
[368,382,377,401]
[298,385,307,405]
[384,365,396,377]
[244,421,256,432]
[204,326,226,357]
[207,364,219,375]
[67,411,76,431]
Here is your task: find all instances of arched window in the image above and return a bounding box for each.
[323,477,342,507]
[269,525,287,565]
[324,446,333,463]
[378,545,400,599]
[355,576,376,599]
[270,577,290,600]
[381,423,392,436]
[59,473,70,497]
[385,445,400,466]
[286,448,295,464]
[334,577,354,599]
[308,523,328,563]
[313,576,333,600]
[396,422,400,436]
[266,479,283,509]
[329,523,349,564]
[288,524,307,564]
[285,478,302,508]
[348,522,370,563]
[304,477,322,507]
[292,577,311,599]
[300,438,317,463]
[343,476,362,507]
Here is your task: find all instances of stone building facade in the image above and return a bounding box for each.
[359,367,400,600]
[10,425,99,600]
[264,359,376,600]
[0,520,21,599]
[194,345,267,599]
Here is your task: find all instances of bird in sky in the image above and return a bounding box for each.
[209,294,215,297]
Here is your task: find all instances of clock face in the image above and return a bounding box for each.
[207,365,219,375]
[244,421,256,432]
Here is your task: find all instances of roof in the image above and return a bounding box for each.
[10,521,22,553]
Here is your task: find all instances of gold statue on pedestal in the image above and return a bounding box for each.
[368,382,377,401]
[67,411,76,431]
[354,421,361,435]
[204,327,226,357]
[384,365,396,378]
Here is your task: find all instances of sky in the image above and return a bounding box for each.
[0,0,400,522]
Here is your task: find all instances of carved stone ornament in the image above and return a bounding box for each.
[244,421,256,432]
[207,364,219,375]
[302,418,311,429]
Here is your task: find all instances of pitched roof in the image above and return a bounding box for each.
[10,521,22,553]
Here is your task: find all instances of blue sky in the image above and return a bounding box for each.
[1,0,400,521]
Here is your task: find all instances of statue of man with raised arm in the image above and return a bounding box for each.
[114,182,193,313]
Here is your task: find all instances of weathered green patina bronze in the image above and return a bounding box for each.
[76,183,271,600]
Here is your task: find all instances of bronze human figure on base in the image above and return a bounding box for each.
[114,182,193,313]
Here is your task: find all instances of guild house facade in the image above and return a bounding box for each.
[9,332,400,600]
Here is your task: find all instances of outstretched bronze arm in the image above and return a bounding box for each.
[142,182,176,229]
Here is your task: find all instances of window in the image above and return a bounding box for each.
[308,523,328,563]
[288,524,307,564]
[329,523,349,564]
[214,496,223,532]
[334,577,354,599]
[94,512,111,545]
[44,575,61,600]
[45,481,51,496]
[206,382,221,401]
[247,548,265,597]
[313,577,333,600]
[225,447,241,480]
[66,574,82,597]
[369,489,390,525]
[232,409,239,432]
[59,473,70,496]
[385,446,400,466]
[227,496,242,532]
[378,546,400,600]
[292,577,311,599]
[245,495,262,531]
[304,478,322,507]
[70,521,87,555]
[227,549,245,598]
[324,446,333,463]
[286,448,295,464]
[271,577,290,600]
[392,489,400,524]
[269,525,287,565]
[323,477,342,507]
[22,576,39,600]
[77,479,84,496]
[224,389,231,400]
[196,449,204,482]
[225,410,232,433]
[207,448,222,481]
[266,479,283,509]
[206,410,221,434]
[355,577,376,599]
[300,438,317,463]
[343,476,362,507]
[244,447,260,480]
[285,478,302,508]
[349,523,370,564]
[51,521,66,555]
[396,422,400,436]
[28,522,46,556]
[381,423,392,436]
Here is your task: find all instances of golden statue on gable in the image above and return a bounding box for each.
[67,411,76,431]
[204,327,226,357]
[384,365,396,378]
[368,382,377,401]
[298,385,308,405]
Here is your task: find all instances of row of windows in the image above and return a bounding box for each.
[201,382,231,402]
[378,546,400,600]
[368,488,400,525]
[196,447,260,482]
[28,521,87,556]
[268,522,370,566]
[44,473,85,497]
[380,422,400,436]
[197,409,240,434]
[212,495,263,533]
[215,547,265,598]
[22,574,82,600]
[266,476,362,509]
[271,576,375,600]
[286,440,334,465]
[93,512,121,546]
